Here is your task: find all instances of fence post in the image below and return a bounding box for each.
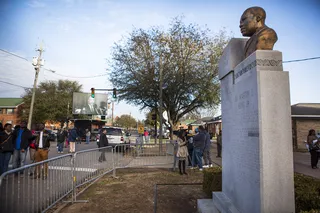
[72,154,76,203]
[112,146,118,178]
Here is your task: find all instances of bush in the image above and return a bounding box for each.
[203,166,222,197]
[295,173,320,212]
[202,169,320,212]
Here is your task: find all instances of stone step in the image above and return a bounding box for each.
[197,199,220,213]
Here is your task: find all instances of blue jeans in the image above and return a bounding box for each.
[0,152,12,175]
[86,136,90,144]
[192,148,203,169]
[12,149,28,174]
[58,143,64,152]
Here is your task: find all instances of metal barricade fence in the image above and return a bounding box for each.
[0,154,73,213]
[113,143,175,177]
[73,146,114,188]
[0,143,176,212]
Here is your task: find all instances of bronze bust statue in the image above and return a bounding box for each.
[240,7,278,58]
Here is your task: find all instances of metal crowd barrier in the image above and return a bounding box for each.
[0,154,73,213]
[0,143,175,213]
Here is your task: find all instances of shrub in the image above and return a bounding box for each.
[295,173,320,212]
[202,166,222,197]
[202,169,320,212]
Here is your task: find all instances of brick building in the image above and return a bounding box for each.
[291,103,320,150]
[0,98,24,126]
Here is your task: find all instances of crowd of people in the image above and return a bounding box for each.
[0,121,55,179]
[173,125,222,175]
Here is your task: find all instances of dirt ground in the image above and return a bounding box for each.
[59,168,208,213]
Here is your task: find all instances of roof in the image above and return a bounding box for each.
[291,103,320,117]
[0,98,24,108]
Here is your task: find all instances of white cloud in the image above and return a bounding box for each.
[27,0,46,8]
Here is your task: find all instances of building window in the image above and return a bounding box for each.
[7,109,14,114]
[6,121,12,124]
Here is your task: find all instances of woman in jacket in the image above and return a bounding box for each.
[176,131,188,175]
[307,129,320,169]
[0,123,14,175]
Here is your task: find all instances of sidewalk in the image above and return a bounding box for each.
[210,141,319,179]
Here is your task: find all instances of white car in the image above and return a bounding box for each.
[96,127,126,147]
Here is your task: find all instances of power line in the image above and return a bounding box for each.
[283,56,320,63]
[0,49,107,79]
[0,49,29,61]
[0,80,31,89]
[43,67,108,78]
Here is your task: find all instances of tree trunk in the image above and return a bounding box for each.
[168,119,174,140]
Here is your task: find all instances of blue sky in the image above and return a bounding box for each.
[0,0,319,120]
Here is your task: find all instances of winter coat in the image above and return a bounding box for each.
[99,133,109,147]
[57,131,66,143]
[176,137,188,158]
[12,128,32,150]
[204,131,211,150]
[34,130,54,149]
[68,128,78,142]
[0,131,14,152]
[193,131,206,150]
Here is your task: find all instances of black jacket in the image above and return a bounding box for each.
[193,131,206,150]
[99,134,109,147]
[34,130,54,149]
[0,131,14,152]
[12,128,32,150]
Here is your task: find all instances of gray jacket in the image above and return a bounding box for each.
[204,131,211,149]
[193,132,206,150]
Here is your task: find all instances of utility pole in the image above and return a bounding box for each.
[66,102,70,129]
[111,101,114,126]
[159,55,163,153]
[27,44,44,130]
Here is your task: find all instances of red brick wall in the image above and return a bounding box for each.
[295,119,320,149]
[0,108,21,126]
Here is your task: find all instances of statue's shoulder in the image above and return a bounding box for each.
[259,26,277,38]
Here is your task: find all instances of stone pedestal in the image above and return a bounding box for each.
[198,38,295,213]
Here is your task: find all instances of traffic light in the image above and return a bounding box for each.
[112,88,117,98]
[91,88,95,98]
[152,114,157,120]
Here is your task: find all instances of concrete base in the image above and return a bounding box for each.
[211,192,240,213]
[198,199,220,213]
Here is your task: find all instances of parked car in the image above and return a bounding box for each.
[124,130,140,144]
[96,127,126,148]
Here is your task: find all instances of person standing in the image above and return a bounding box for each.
[98,129,108,162]
[0,123,14,175]
[176,131,188,175]
[85,129,91,144]
[307,129,320,169]
[192,126,206,171]
[216,130,222,158]
[144,130,149,143]
[12,121,32,175]
[68,127,78,153]
[33,123,54,179]
[186,130,194,167]
[57,129,66,154]
[203,129,213,168]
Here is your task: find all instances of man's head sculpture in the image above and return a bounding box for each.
[240,7,278,58]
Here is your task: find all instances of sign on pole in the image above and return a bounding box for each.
[138,125,144,134]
